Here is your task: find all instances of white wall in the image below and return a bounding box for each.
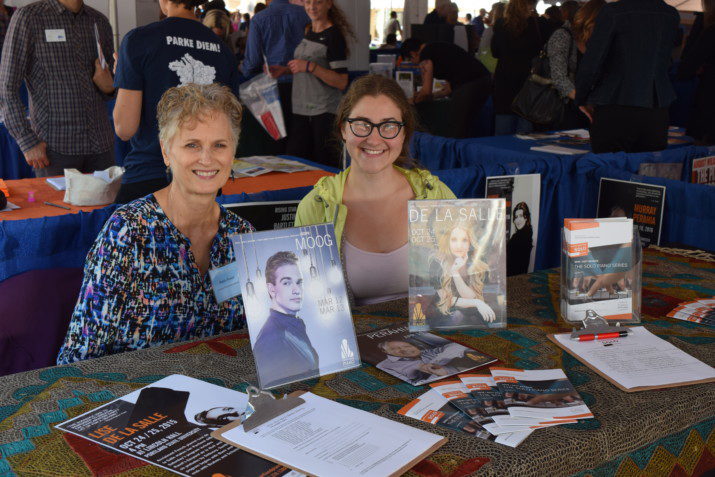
[335,0,370,71]
[403,0,427,38]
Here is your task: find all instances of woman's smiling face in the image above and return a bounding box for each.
[341,94,405,175]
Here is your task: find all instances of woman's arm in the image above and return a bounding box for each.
[56,214,137,365]
[114,89,142,141]
[547,29,576,98]
[288,59,348,90]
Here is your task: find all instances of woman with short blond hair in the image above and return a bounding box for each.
[57,83,252,365]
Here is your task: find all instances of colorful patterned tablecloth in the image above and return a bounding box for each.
[1,246,713,477]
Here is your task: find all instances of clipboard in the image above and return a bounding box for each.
[547,331,715,393]
[211,390,448,477]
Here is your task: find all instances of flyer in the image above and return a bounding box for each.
[596,177,666,246]
[357,324,496,386]
[691,156,715,185]
[408,199,507,331]
[485,174,541,275]
[225,200,300,231]
[232,224,360,389]
[54,375,294,477]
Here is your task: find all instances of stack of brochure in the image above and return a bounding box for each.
[667,298,715,326]
[398,367,593,447]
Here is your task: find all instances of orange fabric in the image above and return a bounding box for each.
[0,170,332,222]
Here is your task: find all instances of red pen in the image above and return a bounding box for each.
[573,331,629,341]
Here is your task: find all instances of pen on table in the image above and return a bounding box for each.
[572,331,629,341]
[44,201,71,210]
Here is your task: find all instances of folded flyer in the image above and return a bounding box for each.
[398,390,530,447]
[429,380,494,425]
[54,375,294,477]
[357,324,496,386]
[491,368,593,420]
[667,298,715,326]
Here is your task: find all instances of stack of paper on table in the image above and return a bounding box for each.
[530,145,589,155]
[213,392,446,477]
[548,326,715,391]
[667,298,715,326]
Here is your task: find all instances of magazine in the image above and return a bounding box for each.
[54,375,294,477]
[232,224,360,389]
[490,368,593,420]
[485,174,541,274]
[596,177,666,246]
[408,199,507,331]
[398,390,530,447]
[561,218,636,323]
[225,200,300,231]
[691,156,715,185]
[357,324,496,386]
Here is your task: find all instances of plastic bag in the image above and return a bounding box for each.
[239,73,287,141]
[64,166,123,206]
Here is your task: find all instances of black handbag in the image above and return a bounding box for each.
[511,29,572,125]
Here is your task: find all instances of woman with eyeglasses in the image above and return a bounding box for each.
[295,74,455,306]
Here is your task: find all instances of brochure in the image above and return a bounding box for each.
[408,199,507,331]
[530,145,589,155]
[691,156,715,185]
[596,177,666,246]
[667,298,715,326]
[54,375,293,477]
[235,156,320,174]
[490,368,593,420]
[225,200,300,232]
[398,390,530,447]
[458,374,509,418]
[485,174,541,274]
[356,324,496,386]
[232,224,360,389]
[561,218,635,323]
[213,391,446,477]
[429,380,494,425]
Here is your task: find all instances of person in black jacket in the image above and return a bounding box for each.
[507,202,533,276]
[678,2,715,145]
[575,0,680,153]
[491,0,542,135]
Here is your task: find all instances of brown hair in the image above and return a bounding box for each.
[157,83,242,147]
[306,1,356,56]
[704,0,715,28]
[503,0,534,35]
[487,2,505,26]
[572,0,606,49]
[335,74,419,169]
[203,9,231,42]
[265,251,299,286]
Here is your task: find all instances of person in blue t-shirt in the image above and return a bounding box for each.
[113,0,240,204]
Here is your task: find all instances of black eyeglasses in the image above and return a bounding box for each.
[346,118,405,139]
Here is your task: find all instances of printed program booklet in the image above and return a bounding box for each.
[54,375,294,477]
[408,199,507,331]
[357,324,496,386]
[232,224,360,389]
[561,218,636,323]
[490,368,593,420]
[485,174,541,274]
[398,390,530,447]
[596,177,666,246]
[225,200,300,232]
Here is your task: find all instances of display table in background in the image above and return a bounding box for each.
[0,246,713,476]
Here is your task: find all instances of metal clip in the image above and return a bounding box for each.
[242,385,305,432]
[569,309,630,339]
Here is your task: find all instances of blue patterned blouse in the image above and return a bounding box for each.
[57,195,252,365]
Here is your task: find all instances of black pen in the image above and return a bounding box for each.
[44,201,71,210]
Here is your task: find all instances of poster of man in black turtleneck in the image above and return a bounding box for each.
[485,174,541,276]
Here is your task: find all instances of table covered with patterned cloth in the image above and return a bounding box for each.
[1,246,713,477]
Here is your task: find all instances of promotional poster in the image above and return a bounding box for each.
[232,224,360,389]
[357,324,496,386]
[408,199,507,331]
[485,174,541,275]
[561,218,636,323]
[55,375,293,477]
[691,156,715,185]
[225,200,300,231]
[596,177,665,246]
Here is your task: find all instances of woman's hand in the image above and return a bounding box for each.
[288,59,310,74]
[450,257,466,276]
[474,299,496,322]
[268,65,291,78]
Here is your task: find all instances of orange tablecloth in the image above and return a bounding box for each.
[0,170,332,222]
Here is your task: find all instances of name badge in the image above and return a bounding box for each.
[209,261,242,304]
[45,29,67,42]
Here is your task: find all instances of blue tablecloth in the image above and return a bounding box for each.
[0,122,33,180]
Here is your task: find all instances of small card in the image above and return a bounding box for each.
[209,261,241,303]
[45,29,67,42]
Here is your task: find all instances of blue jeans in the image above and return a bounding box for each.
[494,114,533,136]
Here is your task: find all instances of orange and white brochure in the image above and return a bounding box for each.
[491,368,594,421]
[398,390,531,448]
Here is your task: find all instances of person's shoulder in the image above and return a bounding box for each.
[83,3,110,22]
[123,20,163,44]
[222,207,254,233]
[406,167,457,199]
